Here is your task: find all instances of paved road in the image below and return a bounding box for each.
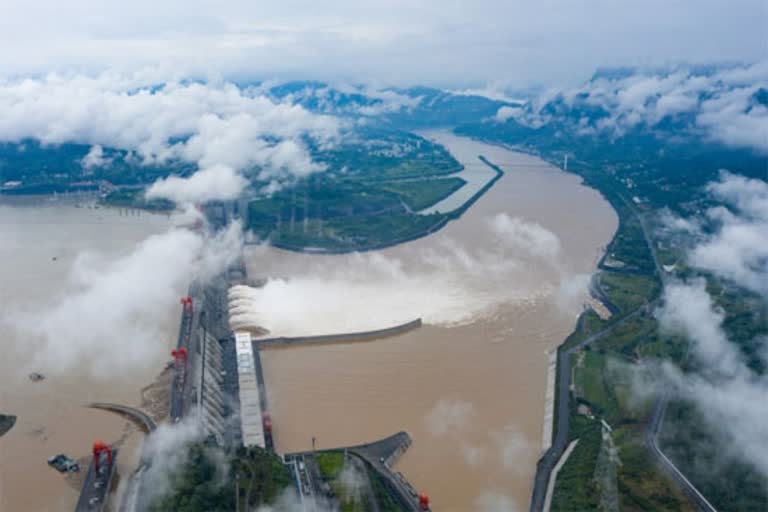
[74,447,119,512]
[286,432,421,511]
[529,307,646,511]
[530,192,715,512]
[645,395,718,512]
[630,199,719,512]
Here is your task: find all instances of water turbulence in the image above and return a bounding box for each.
[228,217,559,338]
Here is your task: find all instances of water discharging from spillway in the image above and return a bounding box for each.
[234,132,618,511]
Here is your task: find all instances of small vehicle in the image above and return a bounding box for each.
[29,373,45,382]
[47,454,80,473]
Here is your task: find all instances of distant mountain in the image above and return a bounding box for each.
[456,62,767,210]
[260,81,517,128]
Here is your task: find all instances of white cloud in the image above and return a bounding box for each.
[512,62,768,153]
[556,273,592,314]
[255,488,334,512]
[697,86,768,153]
[5,223,242,377]
[228,215,569,336]
[656,280,768,477]
[489,213,562,262]
[426,399,475,436]
[81,144,110,169]
[0,73,340,201]
[475,491,520,512]
[657,280,742,375]
[452,82,524,104]
[495,106,518,123]
[146,164,247,204]
[689,172,768,296]
[0,1,764,87]
[461,443,485,468]
[142,414,206,504]
[644,171,768,478]
[491,423,532,475]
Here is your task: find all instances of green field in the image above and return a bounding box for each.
[243,130,469,251]
[598,272,659,313]
[381,176,465,210]
[315,452,374,512]
[316,452,345,480]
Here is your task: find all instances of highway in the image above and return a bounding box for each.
[632,201,719,512]
[645,395,718,512]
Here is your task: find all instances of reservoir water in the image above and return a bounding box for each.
[0,198,177,511]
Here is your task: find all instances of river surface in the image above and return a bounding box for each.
[417,134,497,214]
[247,132,618,511]
[0,197,176,512]
[0,132,617,511]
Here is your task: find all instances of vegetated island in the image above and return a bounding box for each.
[0,129,505,253]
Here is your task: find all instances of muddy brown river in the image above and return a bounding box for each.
[0,131,616,511]
[246,132,618,511]
[0,198,177,512]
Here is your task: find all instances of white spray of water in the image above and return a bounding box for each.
[227,214,586,337]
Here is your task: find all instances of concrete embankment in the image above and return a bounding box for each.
[266,154,504,255]
[88,403,156,433]
[258,319,422,347]
[267,219,449,255]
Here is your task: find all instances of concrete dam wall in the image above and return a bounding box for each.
[258,318,423,347]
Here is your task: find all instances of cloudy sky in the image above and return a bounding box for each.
[1,0,765,87]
